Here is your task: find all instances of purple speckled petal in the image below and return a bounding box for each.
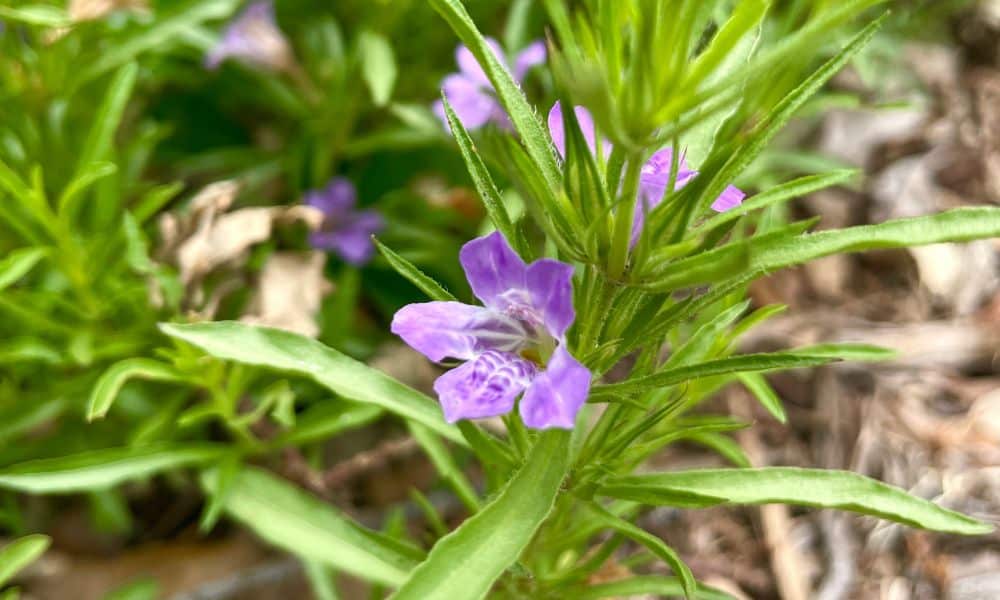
[436,74,499,131]
[391,302,527,362]
[711,184,746,212]
[455,37,506,87]
[513,40,547,81]
[305,177,357,218]
[526,259,575,341]
[459,231,528,311]
[547,101,601,159]
[434,350,537,422]
[519,346,591,429]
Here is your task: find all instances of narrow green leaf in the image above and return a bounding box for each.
[665,301,749,368]
[746,206,1000,273]
[428,0,562,193]
[683,0,769,91]
[441,96,519,248]
[408,422,480,512]
[792,343,897,361]
[569,575,735,600]
[594,351,837,397]
[270,403,383,448]
[58,162,119,219]
[303,560,341,600]
[0,248,47,292]
[358,31,397,106]
[75,0,239,86]
[737,372,786,423]
[74,63,138,181]
[159,321,465,445]
[87,358,188,421]
[198,453,241,532]
[0,535,50,587]
[0,445,225,494]
[0,5,69,27]
[204,467,419,586]
[600,468,994,535]
[585,502,696,597]
[685,433,752,468]
[693,169,859,234]
[373,238,457,302]
[392,430,571,600]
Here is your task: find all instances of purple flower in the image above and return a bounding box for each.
[305,178,384,266]
[205,1,294,72]
[433,38,547,131]
[547,102,746,242]
[391,232,591,429]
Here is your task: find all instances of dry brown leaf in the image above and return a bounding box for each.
[68,0,148,22]
[240,251,331,338]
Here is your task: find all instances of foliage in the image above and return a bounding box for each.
[0,0,995,598]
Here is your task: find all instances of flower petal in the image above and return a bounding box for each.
[304,177,357,217]
[638,148,697,206]
[711,184,746,212]
[310,211,383,266]
[513,40,547,81]
[391,301,526,362]
[459,231,528,311]
[205,0,291,71]
[631,149,699,246]
[438,74,499,131]
[434,350,537,422]
[455,37,506,87]
[526,259,575,341]
[519,346,591,430]
[547,101,600,159]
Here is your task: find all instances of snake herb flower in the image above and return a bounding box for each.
[547,102,746,241]
[391,231,591,429]
[433,38,547,131]
[305,178,384,266]
[205,1,294,72]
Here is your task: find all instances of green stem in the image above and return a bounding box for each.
[607,155,642,278]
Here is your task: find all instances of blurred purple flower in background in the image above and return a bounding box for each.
[433,38,546,131]
[547,102,745,243]
[392,232,591,429]
[305,178,384,266]
[205,1,294,71]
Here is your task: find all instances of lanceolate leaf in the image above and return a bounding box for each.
[159,321,465,445]
[373,238,457,302]
[736,372,786,423]
[73,62,138,191]
[441,97,519,249]
[358,31,397,106]
[428,0,562,193]
[647,207,1000,291]
[692,169,859,234]
[593,351,837,397]
[391,430,571,600]
[0,445,226,493]
[600,468,993,535]
[747,206,1000,273]
[585,502,696,597]
[569,576,735,600]
[87,358,188,421]
[203,467,420,587]
[0,535,50,587]
[0,248,47,292]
